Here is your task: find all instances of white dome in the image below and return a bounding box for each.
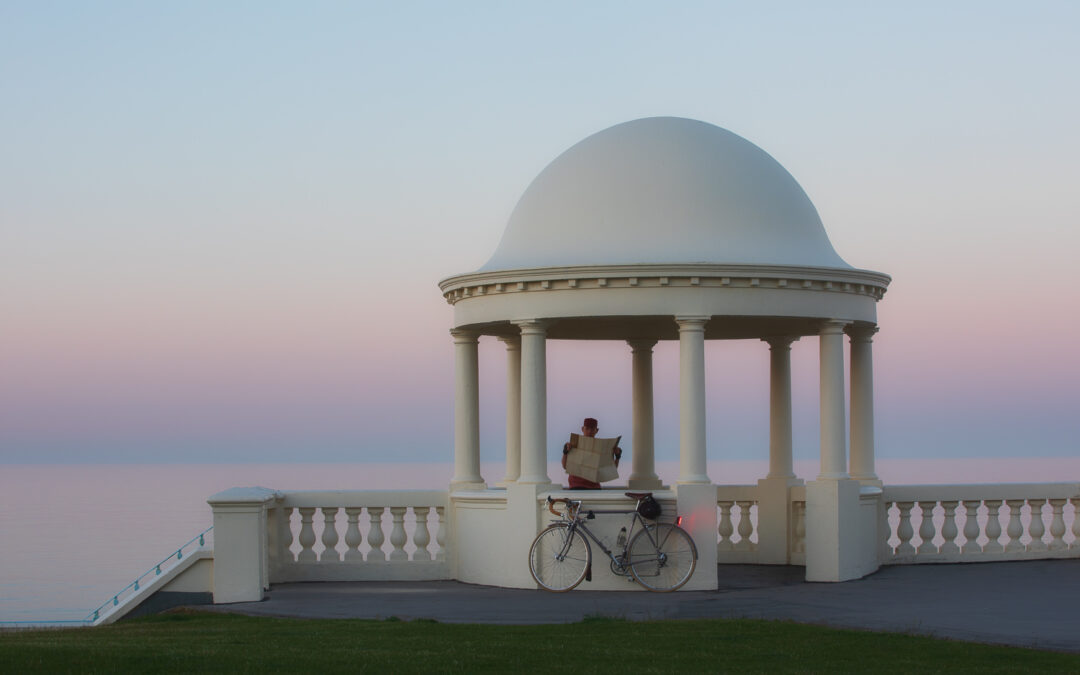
[481,117,851,271]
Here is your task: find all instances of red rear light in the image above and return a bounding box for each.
[676,516,683,527]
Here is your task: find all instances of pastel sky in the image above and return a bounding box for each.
[2,2,1078,467]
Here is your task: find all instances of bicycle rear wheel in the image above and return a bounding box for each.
[627,523,697,592]
[529,523,591,592]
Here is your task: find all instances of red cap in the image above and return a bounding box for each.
[583,417,598,428]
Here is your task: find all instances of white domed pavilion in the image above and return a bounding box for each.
[439,117,891,585]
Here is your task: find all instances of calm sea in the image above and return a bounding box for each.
[2,458,1078,623]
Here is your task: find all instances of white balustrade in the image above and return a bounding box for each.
[791,501,806,555]
[1027,499,1047,552]
[435,507,447,562]
[344,508,363,562]
[389,507,408,561]
[717,501,734,551]
[983,500,1004,553]
[881,486,1080,564]
[367,507,386,561]
[961,501,980,554]
[916,501,937,555]
[939,501,960,555]
[265,491,449,582]
[412,507,432,561]
[716,487,760,561]
[297,508,317,563]
[734,501,757,551]
[1049,499,1067,551]
[320,507,340,562]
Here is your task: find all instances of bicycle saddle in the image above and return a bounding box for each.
[624,492,653,500]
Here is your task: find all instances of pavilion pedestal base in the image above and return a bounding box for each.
[755,476,803,565]
[805,478,881,582]
[674,482,719,590]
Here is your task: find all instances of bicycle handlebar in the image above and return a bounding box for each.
[547,496,574,516]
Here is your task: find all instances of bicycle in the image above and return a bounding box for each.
[528,492,698,592]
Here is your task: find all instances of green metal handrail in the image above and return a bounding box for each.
[85,525,214,623]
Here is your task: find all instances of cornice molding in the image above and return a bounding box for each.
[438,263,890,306]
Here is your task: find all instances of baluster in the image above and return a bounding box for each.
[279,506,295,563]
[983,500,1004,553]
[367,507,386,561]
[344,508,364,561]
[1048,499,1067,551]
[1072,499,1080,550]
[413,507,432,561]
[961,500,981,554]
[735,501,754,551]
[319,508,340,562]
[389,507,408,561]
[791,501,806,554]
[717,501,734,551]
[749,503,759,548]
[939,501,960,555]
[297,507,317,562]
[435,507,447,561]
[895,502,915,556]
[1004,499,1025,552]
[1027,499,1047,552]
[916,501,937,555]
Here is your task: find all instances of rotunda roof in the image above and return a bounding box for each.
[480,117,850,271]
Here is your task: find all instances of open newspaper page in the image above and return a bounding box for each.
[565,433,621,483]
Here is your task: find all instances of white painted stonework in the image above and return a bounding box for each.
[158,117,1079,612]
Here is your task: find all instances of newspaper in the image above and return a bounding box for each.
[565,434,621,484]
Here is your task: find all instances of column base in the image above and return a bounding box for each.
[627,476,663,490]
[450,480,487,492]
[851,474,883,488]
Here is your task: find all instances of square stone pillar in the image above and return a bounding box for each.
[674,482,718,590]
[207,487,277,603]
[804,479,880,581]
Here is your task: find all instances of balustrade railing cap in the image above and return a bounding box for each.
[207,486,280,506]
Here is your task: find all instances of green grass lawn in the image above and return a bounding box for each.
[2,611,1077,674]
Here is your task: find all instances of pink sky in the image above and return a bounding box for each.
[2,4,1078,470]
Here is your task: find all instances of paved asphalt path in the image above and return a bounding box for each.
[200,560,1080,652]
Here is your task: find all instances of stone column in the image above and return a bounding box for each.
[676,317,710,484]
[763,336,799,479]
[450,329,484,489]
[756,336,802,565]
[848,325,880,483]
[818,320,850,480]
[515,320,550,484]
[498,335,522,484]
[627,339,661,488]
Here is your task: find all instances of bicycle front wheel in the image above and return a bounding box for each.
[627,523,697,592]
[529,523,591,592]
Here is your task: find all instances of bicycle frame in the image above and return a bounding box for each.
[550,501,656,572]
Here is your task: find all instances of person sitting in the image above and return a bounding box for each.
[561,417,622,489]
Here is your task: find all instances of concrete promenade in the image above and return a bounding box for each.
[201,560,1080,652]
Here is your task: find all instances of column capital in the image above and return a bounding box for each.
[511,319,549,335]
[449,328,479,344]
[846,324,880,343]
[761,335,800,350]
[818,319,850,336]
[675,316,710,329]
[627,338,659,353]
